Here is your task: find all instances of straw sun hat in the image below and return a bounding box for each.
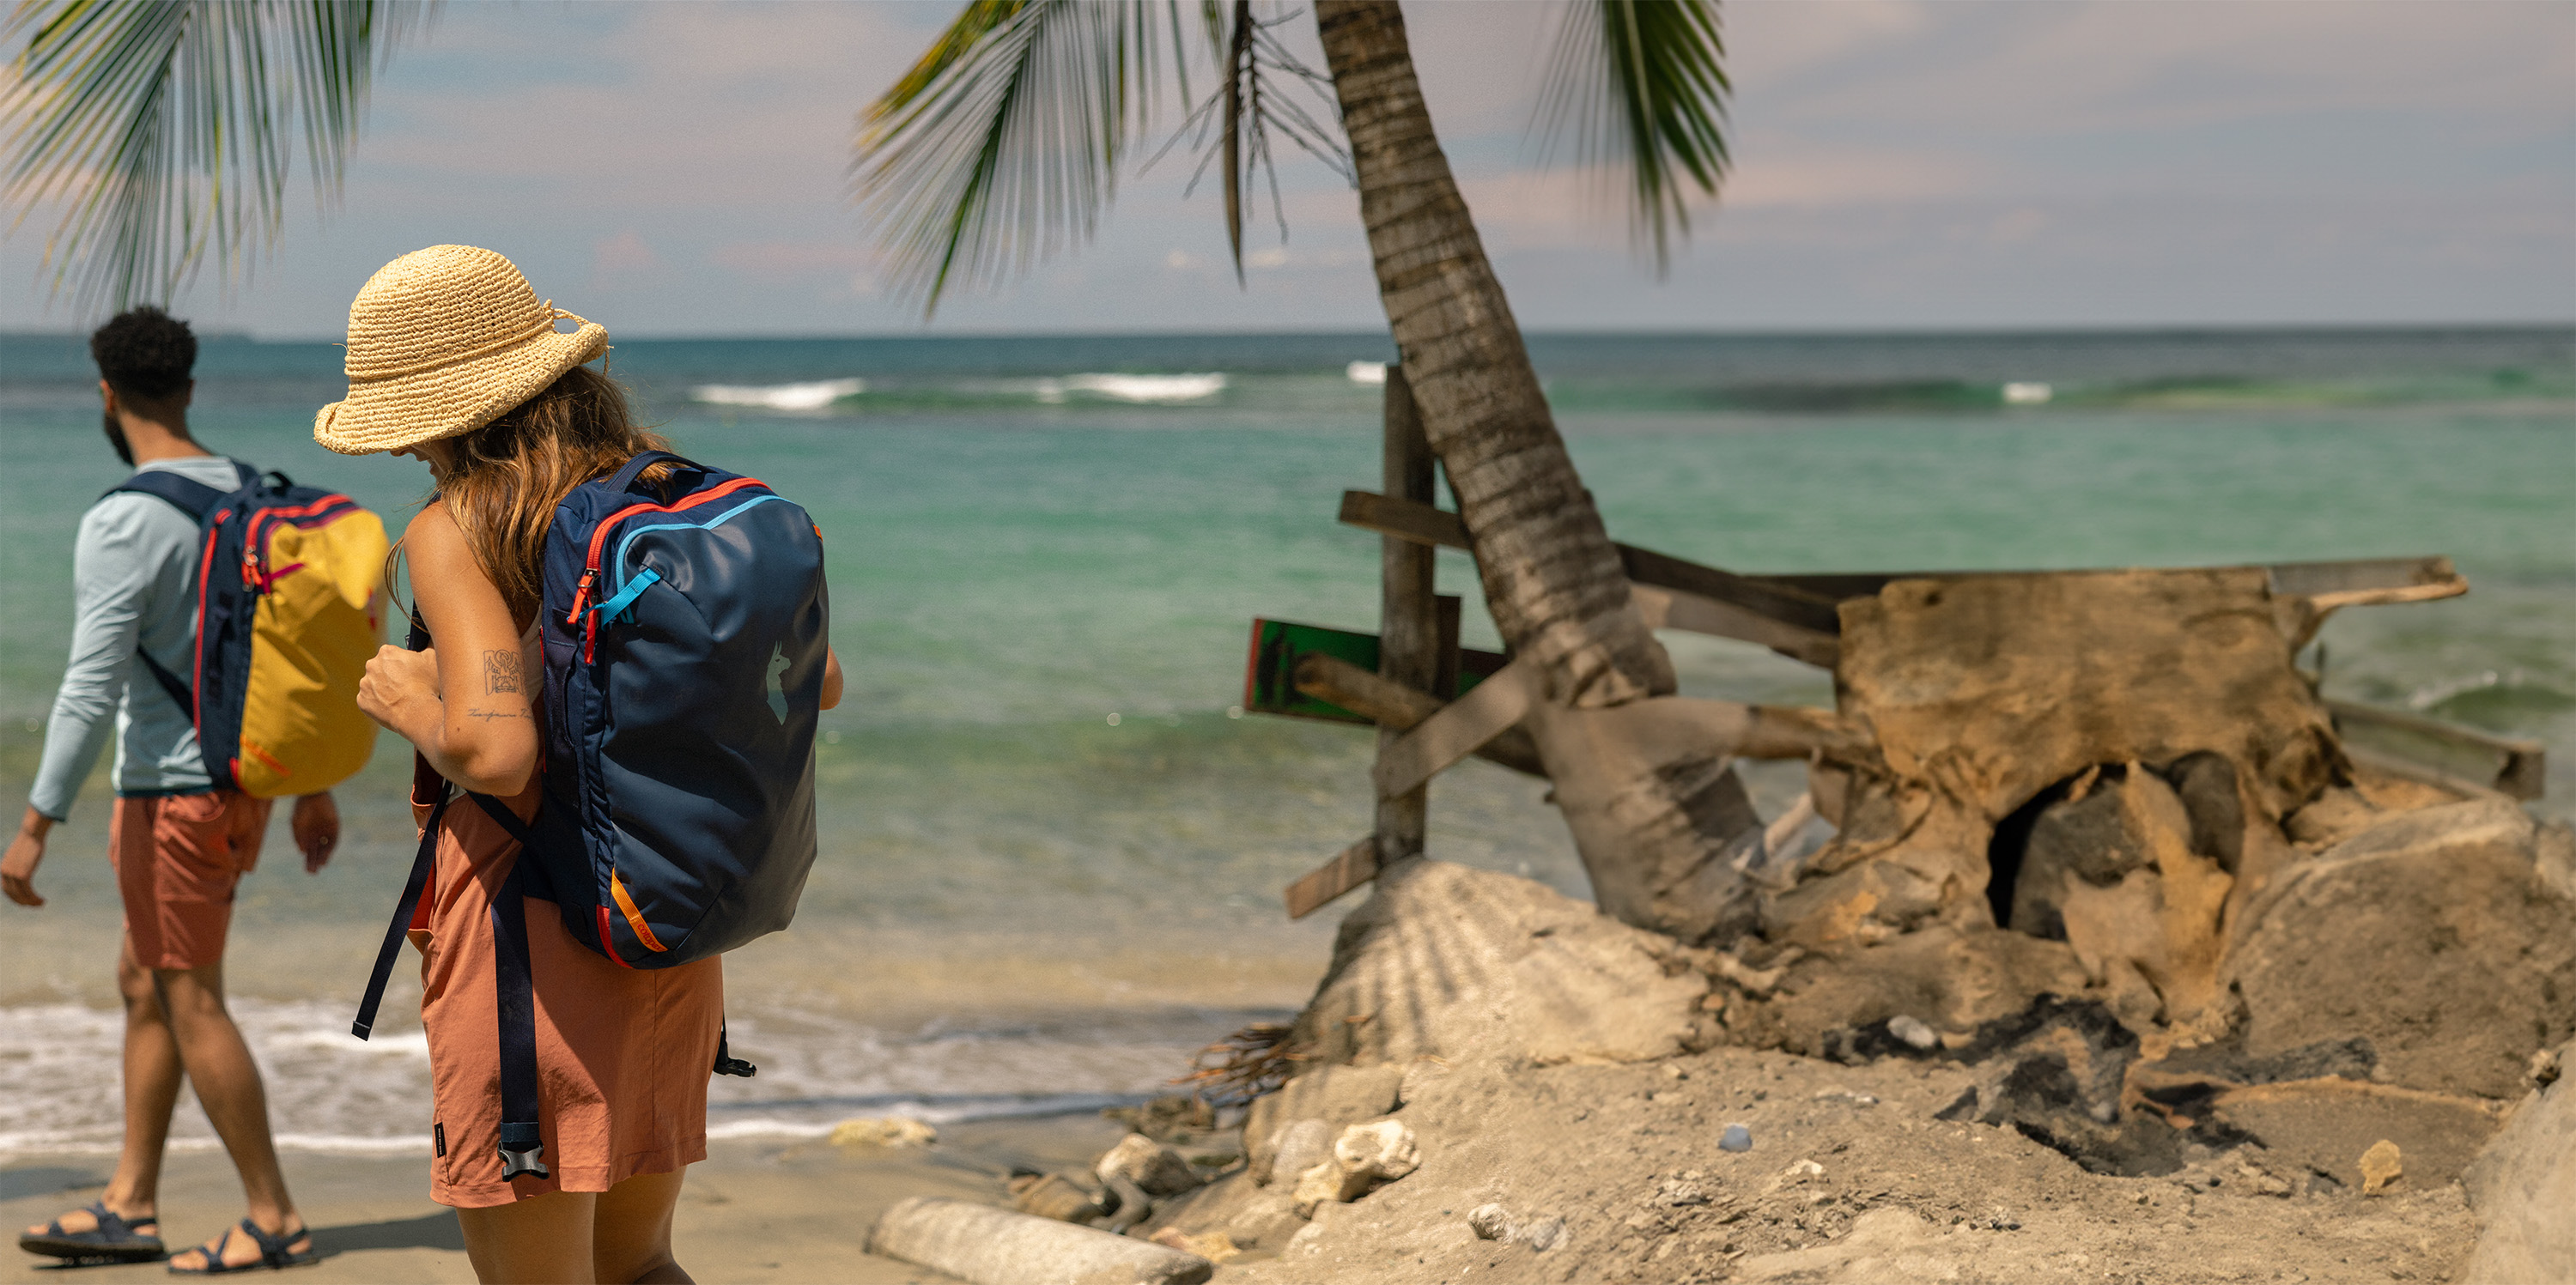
[313,245,608,455]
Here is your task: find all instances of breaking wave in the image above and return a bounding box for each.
[690,378,867,411]
[1036,373,1228,403]
[0,998,1251,1158]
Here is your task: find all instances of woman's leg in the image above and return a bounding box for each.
[456,1190,596,1285]
[592,1169,691,1285]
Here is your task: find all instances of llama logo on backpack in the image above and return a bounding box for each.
[108,461,386,797]
[764,644,792,724]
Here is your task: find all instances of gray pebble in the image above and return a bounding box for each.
[1720,1124,1753,1152]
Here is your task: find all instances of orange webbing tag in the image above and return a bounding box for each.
[607,871,670,953]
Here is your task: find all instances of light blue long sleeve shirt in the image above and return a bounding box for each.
[27,455,248,820]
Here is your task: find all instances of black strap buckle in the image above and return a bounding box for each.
[496,1121,550,1181]
[714,1022,756,1078]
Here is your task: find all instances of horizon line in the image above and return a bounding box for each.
[5,319,2573,345]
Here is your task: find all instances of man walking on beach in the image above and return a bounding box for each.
[3,308,334,1272]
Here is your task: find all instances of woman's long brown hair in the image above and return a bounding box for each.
[404,365,675,626]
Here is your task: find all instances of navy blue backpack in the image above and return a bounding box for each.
[355,450,829,1180]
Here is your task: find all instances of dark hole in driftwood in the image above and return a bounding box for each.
[1986,755,2251,936]
[1984,783,2065,930]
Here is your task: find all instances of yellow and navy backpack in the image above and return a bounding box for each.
[110,460,386,797]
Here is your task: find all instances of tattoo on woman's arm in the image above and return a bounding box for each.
[466,708,528,722]
[482,650,523,694]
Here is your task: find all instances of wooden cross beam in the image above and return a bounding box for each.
[1336,489,2466,667]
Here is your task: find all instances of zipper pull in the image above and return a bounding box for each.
[566,570,597,625]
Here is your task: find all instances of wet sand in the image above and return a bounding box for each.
[3,1113,1131,1284]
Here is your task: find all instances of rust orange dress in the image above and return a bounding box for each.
[406,627,724,1209]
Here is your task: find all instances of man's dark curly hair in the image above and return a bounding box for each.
[90,306,197,403]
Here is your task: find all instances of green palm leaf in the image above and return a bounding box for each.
[854,0,1189,312]
[856,0,1339,312]
[1534,0,1730,273]
[3,0,419,310]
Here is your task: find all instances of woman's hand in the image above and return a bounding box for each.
[386,504,539,797]
[358,644,441,742]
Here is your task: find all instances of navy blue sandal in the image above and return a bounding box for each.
[164,1220,318,1275]
[18,1200,166,1263]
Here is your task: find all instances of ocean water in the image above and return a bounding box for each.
[2,327,2569,1157]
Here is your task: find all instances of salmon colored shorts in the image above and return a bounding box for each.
[110,791,273,972]
[410,768,724,1209]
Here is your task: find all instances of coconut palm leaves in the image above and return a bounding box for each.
[1534,0,1728,273]
[856,0,1729,312]
[854,0,1341,309]
[2,0,418,309]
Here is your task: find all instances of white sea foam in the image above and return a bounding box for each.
[1346,361,1388,385]
[2002,381,2053,404]
[1034,373,1226,404]
[0,998,1212,1159]
[690,378,866,411]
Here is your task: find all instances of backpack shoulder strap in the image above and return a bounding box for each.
[604,450,685,496]
[133,647,195,718]
[102,458,260,523]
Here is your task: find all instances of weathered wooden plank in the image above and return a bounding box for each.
[1285,838,1380,920]
[2329,698,2546,801]
[1373,660,1541,799]
[1244,618,1507,724]
[1340,490,1843,638]
[1433,594,1463,707]
[1340,488,1467,549]
[1614,545,1844,635]
[1342,490,2466,616]
[2271,557,2462,601]
[1377,367,1438,866]
[1757,558,2465,607]
[1631,584,1840,669]
[1294,652,1548,778]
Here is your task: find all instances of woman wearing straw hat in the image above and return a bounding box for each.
[322,245,769,1283]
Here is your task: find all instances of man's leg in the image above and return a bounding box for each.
[155,961,310,1270]
[21,936,176,1246]
[108,935,182,1220]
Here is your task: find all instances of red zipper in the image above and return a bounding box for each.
[240,496,358,594]
[190,510,230,724]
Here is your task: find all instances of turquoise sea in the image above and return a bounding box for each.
[2,326,2570,1155]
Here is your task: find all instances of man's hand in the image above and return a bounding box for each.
[292,791,340,874]
[3,808,55,907]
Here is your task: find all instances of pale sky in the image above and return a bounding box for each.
[4,0,2571,337]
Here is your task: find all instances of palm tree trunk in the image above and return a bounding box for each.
[1314,0,1756,943]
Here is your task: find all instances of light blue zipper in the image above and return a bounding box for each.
[601,492,789,621]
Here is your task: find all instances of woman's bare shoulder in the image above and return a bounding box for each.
[402,503,483,584]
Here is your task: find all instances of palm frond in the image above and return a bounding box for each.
[3,0,422,311]
[1533,0,1729,274]
[854,0,1186,313]
[856,0,1342,312]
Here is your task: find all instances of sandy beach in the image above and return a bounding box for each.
[6,1046,2490,1285]
[2,1114,1134,1285]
